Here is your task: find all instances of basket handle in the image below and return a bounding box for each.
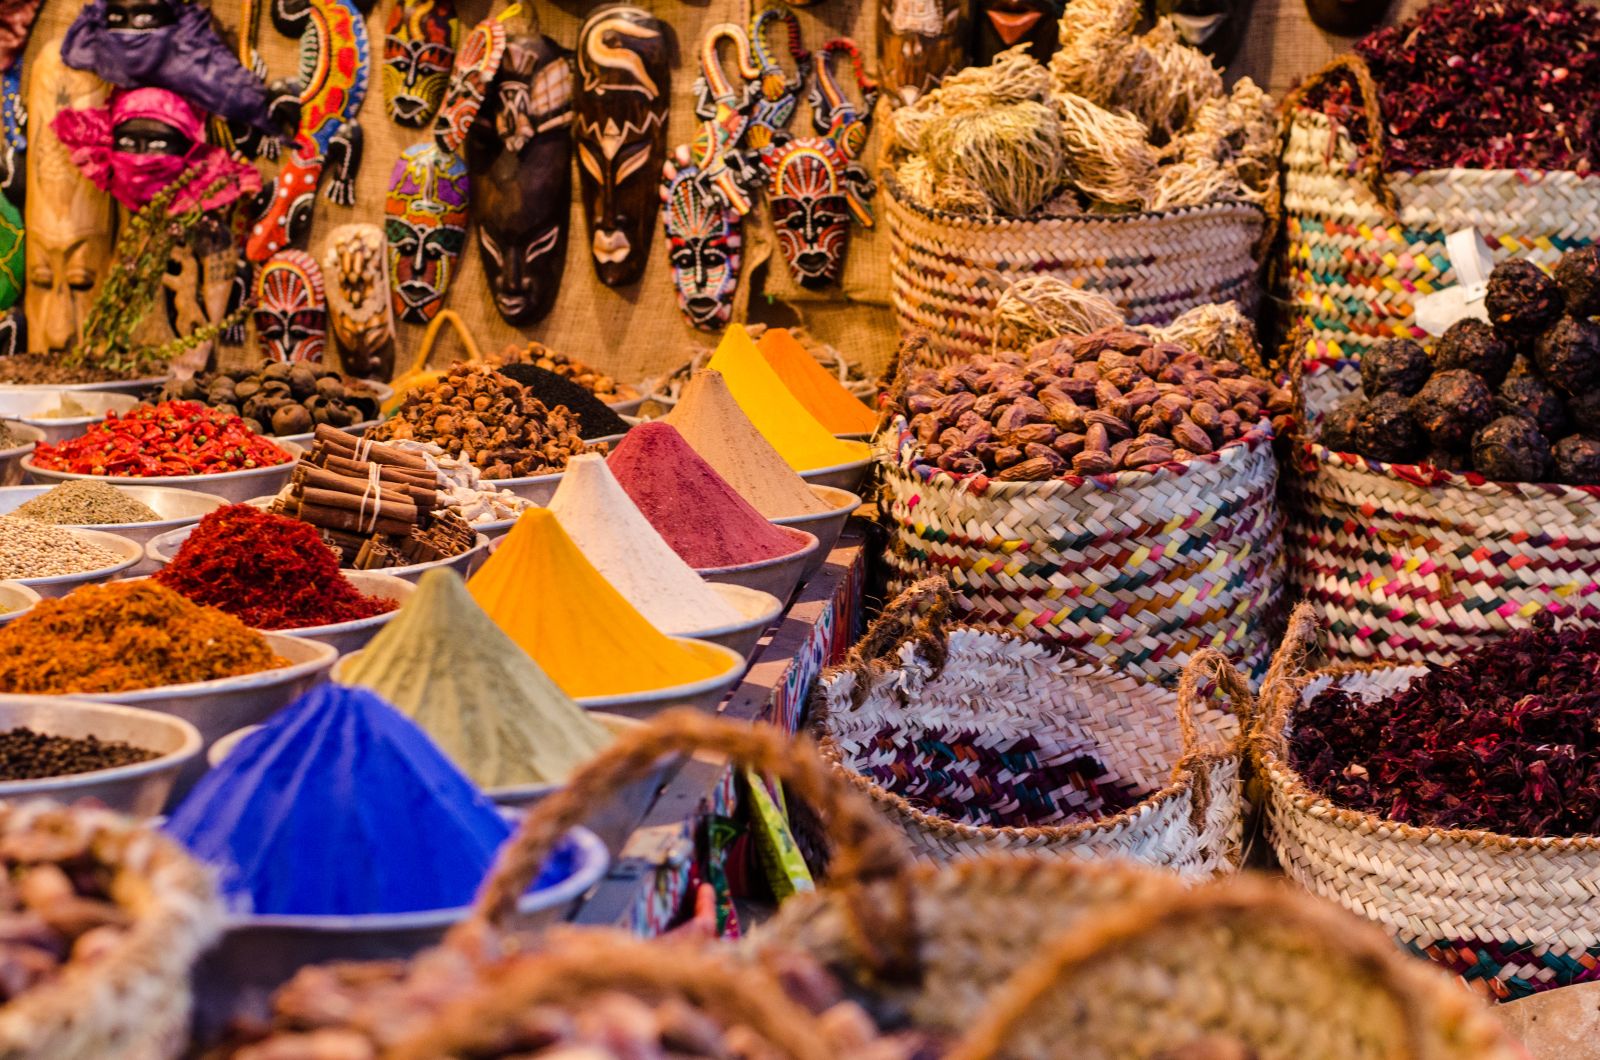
[1172,648,1253,837]
[403,309,484,378]
[451,709,920,979]
[944,876,1459,1060]
[845,577,957,668]
[1255,602,1321,754]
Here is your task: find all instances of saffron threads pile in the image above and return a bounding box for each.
[30,401,291,477]
[0,582,284,694]
[1291,617,1600,837]
[154,506,395,630]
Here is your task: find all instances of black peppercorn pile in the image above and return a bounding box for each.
[1321,247,1600,485]
[0,727,156,780]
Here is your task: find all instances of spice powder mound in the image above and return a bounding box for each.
[0,581,285,694]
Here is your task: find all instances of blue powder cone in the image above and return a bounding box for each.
[164,683,513,917]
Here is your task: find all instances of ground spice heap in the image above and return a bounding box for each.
[468,509,727,698]
[705,325,870,472]
[497,362,632,440]
[12,481,160,525]
[155,505,395,630]
[0,517,124,578]
[341,569,613,789]
[1291,616,1600,837]
[164,683,520,916]
[663,370,832,519]
[0,727,156,780]
[548,455,744,635]
[30,401,291,477]
[758,329,878,435]
[608,423,810,568]
[0,581,284,694]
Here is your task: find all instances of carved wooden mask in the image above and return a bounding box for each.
[466,29,572,326]
[432,14,506,153]
[25,43,113,355]
[254,249,327,364]
[383,0,459,127]
[163,217,239,377]
[972,0,1063,64]
[323,223,394,378]
[878,0,967,105]
[661,147,740,331]
[573,5,670,288]
[760,136,855,290]
[384,142,469,324]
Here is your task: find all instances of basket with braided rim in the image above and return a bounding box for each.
[1280,53,1600,386]
[0,801,221,1059]
[876,416,1286,685]
[887,174,1264,365]
[812,579,1247,872]
[1258,603,1600,1002]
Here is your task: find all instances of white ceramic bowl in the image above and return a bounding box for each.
[0,696,202,815]
[24,440,303,503]
[607,395,646,416]
[0,422,42,486]
[495,469,563,504]
[0,376,163,395]
[694,527,818,605]
[145,524,490,584]
[262,571,414,655]
[274,417,380,449]
[14,527,143,598]
[0,581,40,625]
[574,637,745,719]
[796,450,872,495]
[0,390,139,444]
[0,483,227,551]
[771,485,860,579]
[674,583,782,662]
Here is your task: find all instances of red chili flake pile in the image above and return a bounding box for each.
[153,505,396,630]
[31,401,291,477]
[1306,0,1600,172]
[1290,616,1600,837]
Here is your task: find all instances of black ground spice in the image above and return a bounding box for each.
[497,364,632,440]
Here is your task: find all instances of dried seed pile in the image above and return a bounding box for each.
[12,482,160,526]
[0,727,156,781]
[0,517,124,578]
[894,327,1291,480]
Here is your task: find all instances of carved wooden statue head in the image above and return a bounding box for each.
[384,142,469,324]
[254,249,328,364]
[878,0,966,105]
[383,0,459,127]
[25,43,114,355]
[573,5,670,288]
[466,28,573,326]
[323,223,394,378]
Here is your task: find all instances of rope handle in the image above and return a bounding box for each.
[450,709,920,979]
[403,309,485,379]
[842,577,957,669]
[1255,602,1321,752]
[945,877,1450,1060]
[1171,648,1255,837]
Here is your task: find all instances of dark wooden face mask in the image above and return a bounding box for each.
[877,0,966,105]
[971,0,1063,66]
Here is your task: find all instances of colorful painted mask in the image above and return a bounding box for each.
[746,7,809,151]
[323,223,393,378]
[246,0,369,263]
[878,0,966,105]
[466,28,572,326]
[51,87,263,212]
[689,24,760,217]
[0,0,41,73]
[661,148,740,331]
[383,0,458,127]
[384,143,468,325]
[25,43,114,355]
[432,14,507,155]
[60,0,273,132]
[973,0,1063,64]
[0,65,22,210]
[574,5,670,288]
[255,249,327,363]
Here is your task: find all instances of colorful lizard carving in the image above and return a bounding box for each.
[246,0,370,263]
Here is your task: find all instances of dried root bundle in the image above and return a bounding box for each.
[992,276,1127,349]
[1054,93,1156,209]
[924,100,1067,217]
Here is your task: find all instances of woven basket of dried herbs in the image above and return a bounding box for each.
[1258,602,1600,1003]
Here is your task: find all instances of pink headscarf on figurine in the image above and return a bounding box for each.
[49,86,261,212]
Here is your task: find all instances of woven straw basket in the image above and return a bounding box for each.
[1281,54,1600,371]
[886,174,1264,364]
[1259,603,1600,1002]
[813,579,1247,873]
[0,801,220,1059]
[877,418,1286,684]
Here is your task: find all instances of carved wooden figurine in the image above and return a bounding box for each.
[878,0,966,105]
[323,223,394,378]
[574,5,670,287]
[689,24,759,217]
[383,0,458,127]
[255,248,328,363]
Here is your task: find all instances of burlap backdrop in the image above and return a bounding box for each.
[22,0,1423,387]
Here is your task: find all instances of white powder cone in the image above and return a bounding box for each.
[548,454,745,634]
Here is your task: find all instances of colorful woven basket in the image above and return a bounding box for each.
[1259,604,1600,1003]
[1281,55,1600,372]
[813,579,1247,873]
[876,418,1286,685]
[886,174,1263,364]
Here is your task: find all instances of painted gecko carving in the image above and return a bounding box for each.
[246,0,371,263]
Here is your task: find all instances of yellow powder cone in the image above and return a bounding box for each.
[757,329,878,434]
[704,324,870,472]
[467,508,725,697]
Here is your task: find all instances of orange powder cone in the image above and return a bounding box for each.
[466,509,725,697]
[757,329,878,434]
[705,324,869,472]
